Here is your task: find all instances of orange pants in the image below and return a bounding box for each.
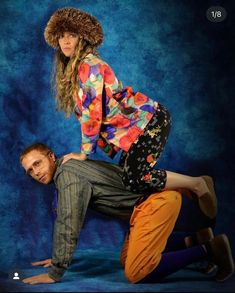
[120,190,182,283]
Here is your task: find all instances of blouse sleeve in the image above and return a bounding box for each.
[77,62,104,155]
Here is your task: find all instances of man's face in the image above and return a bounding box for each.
[21,150,57,184]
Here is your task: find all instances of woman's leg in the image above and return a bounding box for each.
[164,172,217,219]
[165,171,209,198]
[121,103,171,193]
[121,104,217,218]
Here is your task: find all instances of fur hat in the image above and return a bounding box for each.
[44,7,103,49]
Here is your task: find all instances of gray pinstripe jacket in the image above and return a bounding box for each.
[48,158,143,281]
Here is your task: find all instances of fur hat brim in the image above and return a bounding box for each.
[44,7,103,48]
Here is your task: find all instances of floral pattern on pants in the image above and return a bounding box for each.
[119,104,171,194]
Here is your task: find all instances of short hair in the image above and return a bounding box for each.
[20,143,53,163]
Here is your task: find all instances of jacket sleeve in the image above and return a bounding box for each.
[78,62,104,155]
[48,171,92,281]
[97,136,121,159]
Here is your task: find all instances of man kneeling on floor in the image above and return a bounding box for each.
[19,143,234,285]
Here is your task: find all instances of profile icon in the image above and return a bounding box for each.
[13,272,20,280]
[8,269,23,282]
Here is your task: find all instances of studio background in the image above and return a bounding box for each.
[0,0,235,286]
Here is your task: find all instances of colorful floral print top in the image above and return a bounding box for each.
[74,53,158,157]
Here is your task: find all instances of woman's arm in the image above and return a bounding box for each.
[78,62,104,156]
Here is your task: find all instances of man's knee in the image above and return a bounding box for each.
[124,266,143,284]
[124,257,161,284]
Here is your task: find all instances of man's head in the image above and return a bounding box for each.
[20,143,57,184]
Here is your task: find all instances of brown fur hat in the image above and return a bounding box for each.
[44,7,103,49]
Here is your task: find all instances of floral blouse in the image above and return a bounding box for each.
[74,53,158,158]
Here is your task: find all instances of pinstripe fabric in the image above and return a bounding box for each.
[48,158,143,281]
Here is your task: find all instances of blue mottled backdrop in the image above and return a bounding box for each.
[0,0,235,291]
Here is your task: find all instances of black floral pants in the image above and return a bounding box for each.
[119,103,171,194]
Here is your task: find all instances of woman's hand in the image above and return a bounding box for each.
[62,152,87,164]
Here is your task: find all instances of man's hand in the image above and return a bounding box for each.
[31,259,52,268]
[22,273,55,284]
[62,152,87,164]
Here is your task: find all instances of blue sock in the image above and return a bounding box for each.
[138,245,207,283]
[164,232,188,252]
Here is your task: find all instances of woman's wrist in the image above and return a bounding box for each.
[78,153,87,160]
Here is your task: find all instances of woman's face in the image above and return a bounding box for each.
[58,32,79,57]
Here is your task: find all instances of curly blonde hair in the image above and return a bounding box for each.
[52,39,97,116]
[44,7,104,116]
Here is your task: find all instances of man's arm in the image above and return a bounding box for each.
[48,173,92,281]
[22,172,92,284]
